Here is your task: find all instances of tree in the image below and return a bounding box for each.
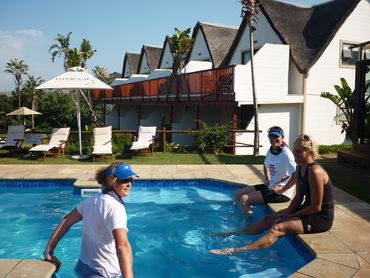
[66,48,81,68]
[4,58,29,109]
[170,28,194,75]
[321,78,370,141]
[79,39,96,69]
[22,75,44,129]
[240,0,260,156]
[92,65,110,83]
[49,32,72,72]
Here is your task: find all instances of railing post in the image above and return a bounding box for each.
[162,126,167,152]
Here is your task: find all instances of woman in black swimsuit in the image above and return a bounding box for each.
[210,134,334,255]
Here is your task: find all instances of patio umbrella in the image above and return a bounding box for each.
[36,67,113,159]
[6,106,42,126]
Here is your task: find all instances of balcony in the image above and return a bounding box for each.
[92,66,235,104]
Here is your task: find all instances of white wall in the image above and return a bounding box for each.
[159,41,173,69]
[189,30,211,61]
[123,60,131,77]
[304,0,370,144]
[288,58,303,95]
[235,104,301,155]
[139,54,150,74]
[229,13,282,65]
[234,44,291,103]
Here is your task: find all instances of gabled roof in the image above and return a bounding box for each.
[138,45,163,73]
[121,52,140,77]
[223,0,361,73]
[189,21,238,68]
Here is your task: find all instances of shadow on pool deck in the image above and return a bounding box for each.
[0,164,369,278]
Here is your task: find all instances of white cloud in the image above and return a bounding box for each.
[16,29,44,38]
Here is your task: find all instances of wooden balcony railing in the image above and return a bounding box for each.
[92,65,235,103]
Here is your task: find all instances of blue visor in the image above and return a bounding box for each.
[104,164,138,179]
[268,131,284,137]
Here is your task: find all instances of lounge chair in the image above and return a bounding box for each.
[0,125,25,154]
[130,126,157,156]
[92,126,112,162]
[29,127,70,159]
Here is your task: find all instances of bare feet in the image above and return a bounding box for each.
[210,248,238,255]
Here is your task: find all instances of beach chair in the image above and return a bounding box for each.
[29,127,70,159]
[0,125,25,154]
[130,126,157,156]
[92,126,112,162]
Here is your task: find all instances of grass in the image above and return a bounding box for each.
[1,150,369,204]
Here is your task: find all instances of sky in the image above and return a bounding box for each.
[0,0,328,93]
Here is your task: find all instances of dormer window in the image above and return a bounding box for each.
[241,48,260,64]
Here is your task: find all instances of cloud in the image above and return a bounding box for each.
[16,29,44,38]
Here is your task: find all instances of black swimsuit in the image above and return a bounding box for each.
[296,162,334,233]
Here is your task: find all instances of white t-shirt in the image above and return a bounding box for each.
[264,146,296,199]
[76,193,127,277]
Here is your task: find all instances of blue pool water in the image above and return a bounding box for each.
[0,179,313,277]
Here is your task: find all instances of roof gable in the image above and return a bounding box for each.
[138,45,163,73]
[260,0,361,73]
[122,52,140,77]
[190,22,238,68]
[158,36,174,69]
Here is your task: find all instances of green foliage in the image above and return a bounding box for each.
[194,122,231,154]
[321,78,355,140]
[170,27,194,74]
[0,95,17,131]
[318,144,352,155]
[166,142,181,153]
[112,133,133,155]
[67,132,93,155]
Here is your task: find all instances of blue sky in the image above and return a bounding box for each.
[0,0,327,92]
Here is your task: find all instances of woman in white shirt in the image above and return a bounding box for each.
[234,126,296,216]
[43,162,136,278]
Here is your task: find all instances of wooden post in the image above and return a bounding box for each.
[162,126,167,152]
[232,105,237,155]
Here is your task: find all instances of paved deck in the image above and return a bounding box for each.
[0,164,369,278]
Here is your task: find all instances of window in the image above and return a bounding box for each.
[336,106,348,125]
[241,48,260,64]
[340,41,361,67]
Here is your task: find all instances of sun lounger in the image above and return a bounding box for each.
[92,126,112,162]
[130,126,157,156]
[0,125,25,154]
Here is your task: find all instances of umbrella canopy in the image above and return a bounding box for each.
[36,67,112,90]
[36,67,113,157]
[6,107,41,116]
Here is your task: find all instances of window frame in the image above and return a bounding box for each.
[339,40,363,68]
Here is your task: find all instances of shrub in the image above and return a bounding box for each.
[318,144,352,154]
[67,133,93,155]
[194,122,231,154]
[112,133,133,155]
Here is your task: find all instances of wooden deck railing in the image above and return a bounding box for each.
[93,65,235,103]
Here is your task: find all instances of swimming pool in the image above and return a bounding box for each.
[0,179,313,277]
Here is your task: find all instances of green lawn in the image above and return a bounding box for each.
[0,150,265,165]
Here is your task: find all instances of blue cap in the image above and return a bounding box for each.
[104,164,138,179]
[268,130,284,137]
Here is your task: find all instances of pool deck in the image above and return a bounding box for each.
[0,164,369,278]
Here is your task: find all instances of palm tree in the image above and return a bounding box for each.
[92,65,110,83]
[4,58,29,108]
[170,28,194,76]
[66,48,81,68]
[22,75,44,129]
[49,32,72,72]
[240,0,260,156]
[79,39,96,69]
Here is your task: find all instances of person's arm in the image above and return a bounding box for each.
[272,173,296,194]
[44,208,82,272]
[263,164,270,186]
[113,228,133,278]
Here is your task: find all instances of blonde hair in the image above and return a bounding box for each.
[95,162,123,190]
[294,134,319,160]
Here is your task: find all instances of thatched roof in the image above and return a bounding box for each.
[189,22,238,68]
[122,52,140,77]
[138,45,163,73]
[223,0,361,73]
